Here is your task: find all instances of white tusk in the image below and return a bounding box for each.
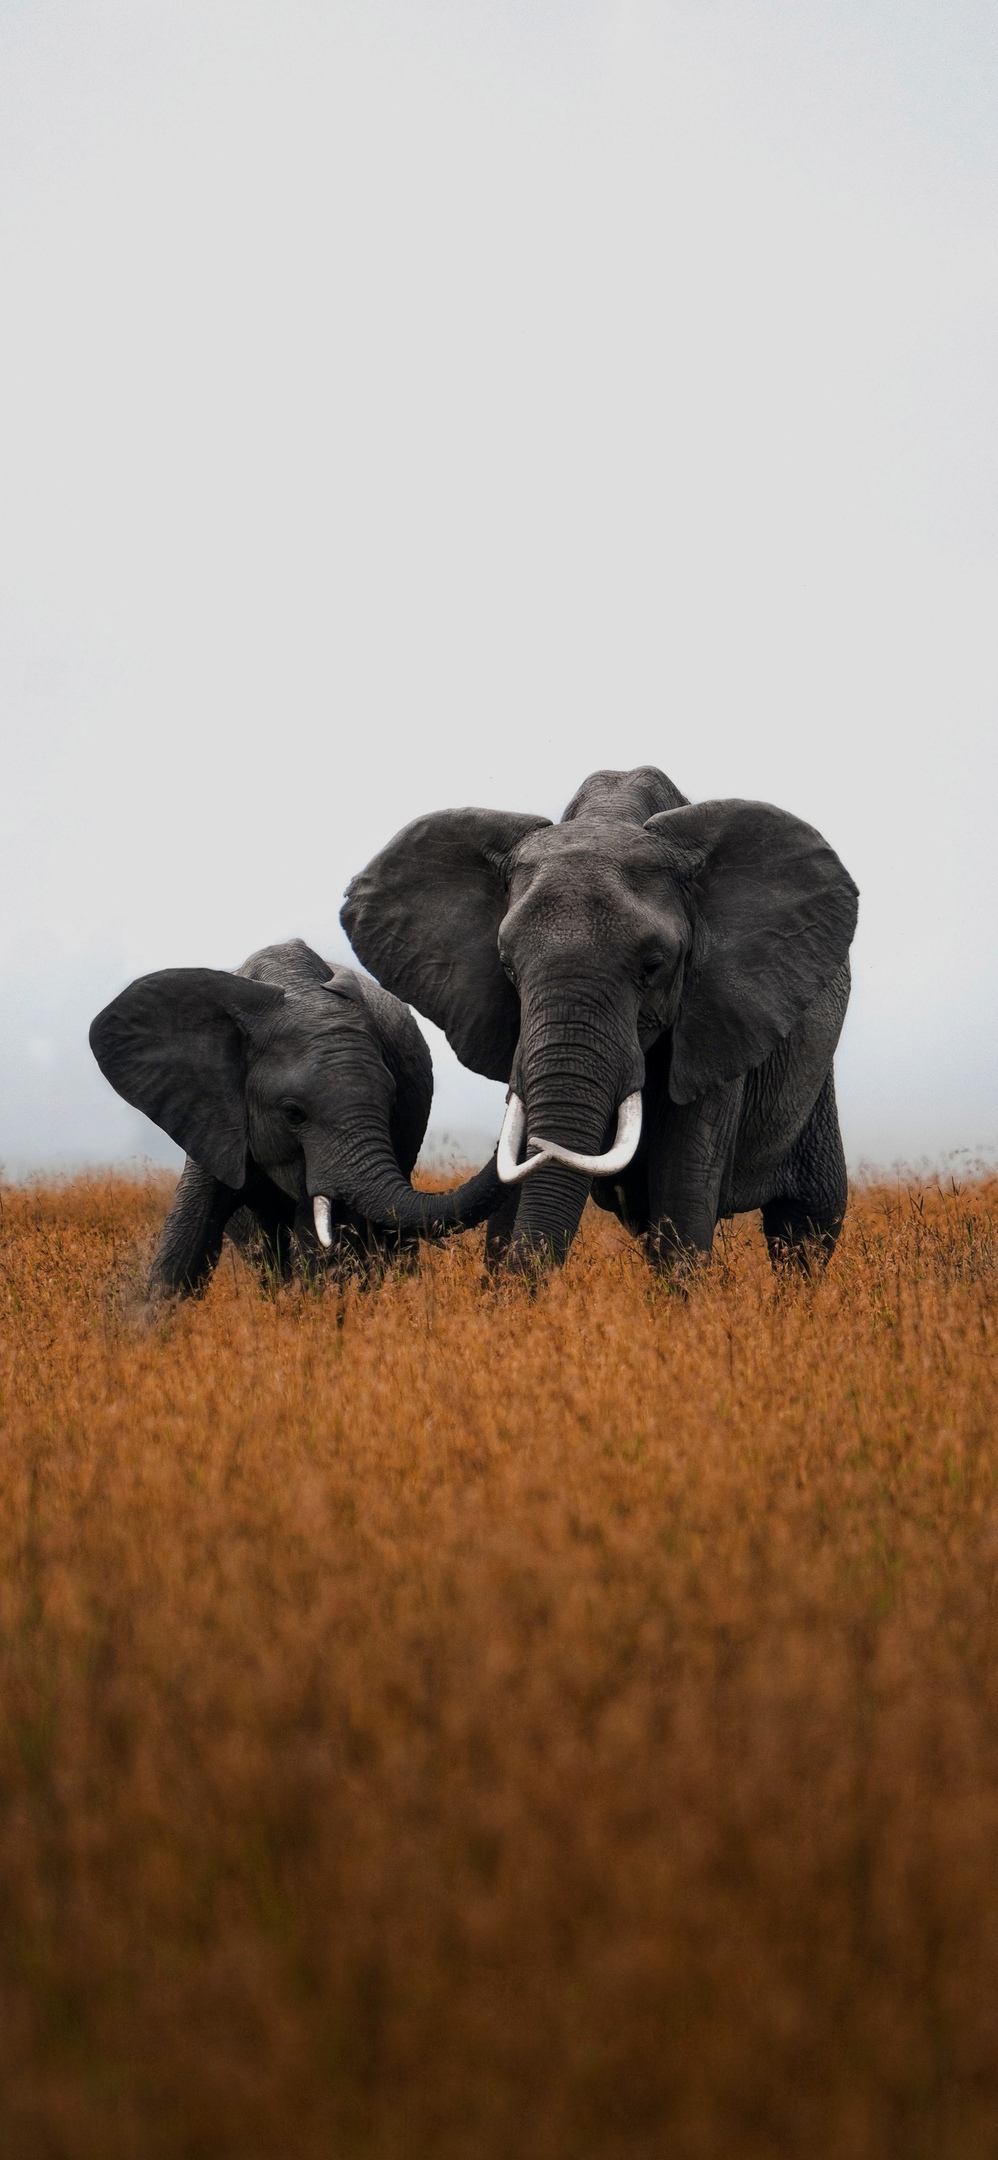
[312,1195,333,1247]
[526,1091,643,1180]
[496,1093,554,1185]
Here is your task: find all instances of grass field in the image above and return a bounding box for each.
[1,1172,997,2158]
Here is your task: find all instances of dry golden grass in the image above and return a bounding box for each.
[1,1173,998,2158]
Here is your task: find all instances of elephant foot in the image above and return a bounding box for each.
[503,1228,575,1277]
[134,1284,187,1334]
[483,1190,520,1274]
[762,1197,842,1277]
[645,1221,711,1289]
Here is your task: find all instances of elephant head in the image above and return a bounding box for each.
[341,767,858,1266]
[89,943,502,1253]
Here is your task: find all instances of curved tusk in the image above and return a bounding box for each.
[497,1093,554,1185]
[526,1092,643,1180]
[312,1195,333,1248]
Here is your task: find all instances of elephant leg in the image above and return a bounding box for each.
[335,1212,422,1282]
[377,1227,422,1276]
[484,1185,521,1270]
[762,1071,847,1274]
[354,1226,423,1282]
[248,1193,296,1281]
[645,1075,744,1274]
[149,1157,239,1299]
[217,1173,297,1287]
[224,1207,256,1254]
[287,1199,419,1286]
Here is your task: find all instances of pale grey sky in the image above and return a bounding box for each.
[1,1,995,1174]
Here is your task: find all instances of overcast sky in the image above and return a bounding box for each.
[1,0,996,1175]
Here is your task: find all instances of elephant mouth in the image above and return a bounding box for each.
[496,1092,643,1185]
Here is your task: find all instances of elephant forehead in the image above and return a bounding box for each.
[509,821,671,902]
[260,996,377,1059]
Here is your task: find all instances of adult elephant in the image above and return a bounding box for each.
[90,939,502,1298]
[341,767,858,1274]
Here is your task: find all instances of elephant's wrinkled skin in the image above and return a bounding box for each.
[90,939,502,1298]
[341,767,858,1274]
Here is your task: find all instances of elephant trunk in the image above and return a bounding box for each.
[309,1124,502,1240]
[505,985,641,1266]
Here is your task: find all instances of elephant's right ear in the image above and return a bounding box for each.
[341,808,550,1080]
[645,801,858,1102]
[89,968,286,1187]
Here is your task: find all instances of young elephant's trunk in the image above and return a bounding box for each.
[309,1126,502,1243]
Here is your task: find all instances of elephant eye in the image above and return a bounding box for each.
[281,1100,308,1129]
[500,957,518,986]
[640,951,666,982]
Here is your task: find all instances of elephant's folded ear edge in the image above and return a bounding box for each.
[341,807,551,1081]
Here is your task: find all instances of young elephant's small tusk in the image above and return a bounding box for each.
[496,1094,553,1185]
[526,1092,643,1180]
[312,1195,333,1247]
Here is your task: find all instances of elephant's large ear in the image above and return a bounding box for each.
[89,969,286,1186]
[341,809,551,1080]
[645,800,859,1104]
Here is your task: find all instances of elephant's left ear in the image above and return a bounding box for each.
[645,800,859,1104]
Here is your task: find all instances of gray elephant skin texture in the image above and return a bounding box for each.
[89,940,503,1298]
[341,767,859,1273]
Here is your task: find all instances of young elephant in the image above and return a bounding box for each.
[90,939,503,1298]
[341,767,859,1276]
